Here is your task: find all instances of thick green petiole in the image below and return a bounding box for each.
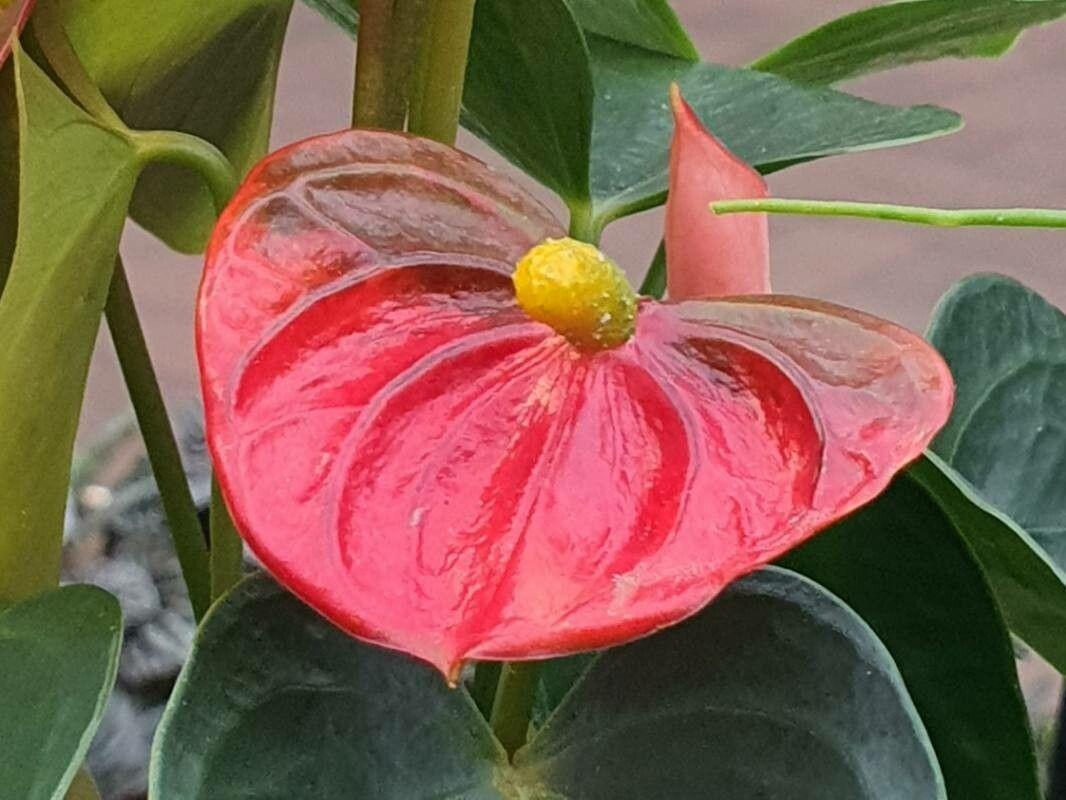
[711,198,1066,228]
[106,259,212,620]
[408,0,477,143]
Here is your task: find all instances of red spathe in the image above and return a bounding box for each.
[199,128,953,679]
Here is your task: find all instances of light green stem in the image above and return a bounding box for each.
[490,662,540,758]
[408,0,477,143]
[568,202,603,246]
[133,130,238,216]
[711,198,1066,229]
[106,259,211,620]
[209,479,244,602]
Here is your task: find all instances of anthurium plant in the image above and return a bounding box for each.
[1,1,1066,798]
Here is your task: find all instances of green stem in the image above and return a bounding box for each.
[132,130,238,215]
[567,202,603,246]
[387,0,431,126]
[209,478,244,602]
[490,661,539,758]
[353,0,395,128]
[711,198,1066,229]
[105,259,211,620]
[408,0,477,144]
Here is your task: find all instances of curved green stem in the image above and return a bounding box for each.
[711,198,1066,229]
[490,661,539,758]
[209,478,243,602]
[408,0,477,144]
[106,259,211,620]
[132,130,238,215]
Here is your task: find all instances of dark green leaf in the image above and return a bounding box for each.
[567,0,697,60]
[587,39,962,227]
[63,0,293,253]
[784,466,1039,800]
[753,0,1066,86]
[529,652,596,730]
[515,568,945,800]
[151,574,509,799]
[929,275,1066,569]
[0,45,139,599]
[911,453,1066,673]
[0,585,122,800]
[638,240,666,298]
[463,0,594,208]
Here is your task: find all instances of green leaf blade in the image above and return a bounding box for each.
[151,574,509,799]
[753,0,1066,86]
[0,45,139,600]
[586,39,962,227]
[462,0,594,211]
[784,465,1040,800]
[0,585,122,800]
[566,0,697,60]
[909,454,1066,674]
[517,568,946,800]
[929,274,1066,567]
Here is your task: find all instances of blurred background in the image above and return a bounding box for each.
[72,4,1065,792]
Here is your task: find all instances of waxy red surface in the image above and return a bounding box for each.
[199,118,953,678]
[0,0,33,66]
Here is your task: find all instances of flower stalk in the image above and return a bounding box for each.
[712,198,1066,228]
[490,662,540,758]
[106,259,212,620]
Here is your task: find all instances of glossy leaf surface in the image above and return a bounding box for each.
[0,0,33,64]
[753,0,1066,86]
[154,571,942,799]
[930,275,1066,568]
[0,585,122,800]
[664,85,769,299]
[201,129,953,676]
[151,574,507,799]
[63,0,293,252]
[586,39,961,226]
[784,466,1039,800]
[463,0,594,205]
[567,0,697,60]
[517,568,945,799]
[0,44,138,600]
[909,454,1066,674]
[926,275,1066,669]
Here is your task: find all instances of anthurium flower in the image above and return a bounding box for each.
[199,93,953,680]
[0,0,34,65]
